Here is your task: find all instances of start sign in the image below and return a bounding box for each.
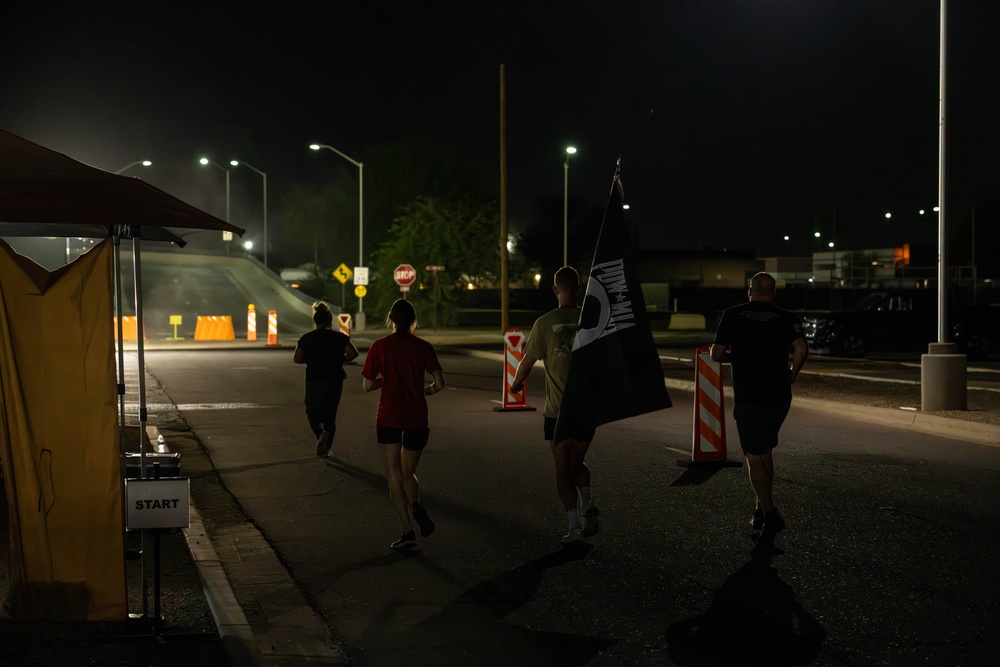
[125,478,190,530]
[393,263,417,286]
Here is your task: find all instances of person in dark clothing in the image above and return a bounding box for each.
[293,301,359,457]
[711,272,808,537]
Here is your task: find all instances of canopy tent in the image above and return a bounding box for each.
[0,129,243,621]
[0,129,244,243]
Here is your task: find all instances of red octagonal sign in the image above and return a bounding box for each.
[393,263,417,286]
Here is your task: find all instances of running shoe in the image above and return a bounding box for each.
[315,431,332,457]
[761,509,785,536]
[561,527,584,544]
[390,531,417,550]
[412,504,436,537]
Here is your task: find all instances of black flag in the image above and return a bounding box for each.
[554,161,672,443]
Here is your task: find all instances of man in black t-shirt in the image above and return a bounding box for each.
[711,272,808,538]
[294,302,359,456]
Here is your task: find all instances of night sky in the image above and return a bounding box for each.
[2,1,998,265]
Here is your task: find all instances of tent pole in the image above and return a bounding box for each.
[131,230,150,622]
[112,229,133,617]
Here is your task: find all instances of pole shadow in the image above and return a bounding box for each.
[671,460,743,487]
[665,548,825,666]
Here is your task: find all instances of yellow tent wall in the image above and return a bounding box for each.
[0,238,125,621]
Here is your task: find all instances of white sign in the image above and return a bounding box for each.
[503,328,525,352]
[125,478,190,530]
[354,267,369,286]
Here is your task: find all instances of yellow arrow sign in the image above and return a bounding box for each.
[333,263,353,284]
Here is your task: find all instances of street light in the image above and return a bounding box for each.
[563,146,576,266]
[114,160,151,174]
[199,158,231,253]
[310,143,365,331]
[230,160,268,269]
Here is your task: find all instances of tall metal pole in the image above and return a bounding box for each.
[200,159,232,255]
[937,0,948,342]
[562,146,576,267]
[500,64,509,333]
[309,144,365,330]
[231,161,268,268]
[563,160,569,267]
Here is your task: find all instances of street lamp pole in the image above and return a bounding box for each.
[114,160,152,175]
[199,158,231,254]
[563,146,576,267]
[230,160,268,269]
[310,143,365,331]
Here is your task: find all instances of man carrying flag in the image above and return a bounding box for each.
[510,266,595,544]
[513,161,672,544]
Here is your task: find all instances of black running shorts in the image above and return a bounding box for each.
[377,427,430,451]
[733,403,790,456]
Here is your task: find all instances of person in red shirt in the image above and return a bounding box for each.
[361,299,446,550]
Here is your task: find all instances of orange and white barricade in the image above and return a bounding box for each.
[193,316,236,341]
[494,329,536,412]
[267,310,278,346]
[692,344,727,462]
[338,313,351,337]
[247,304,257,342]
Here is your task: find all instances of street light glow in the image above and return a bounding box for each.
[309,144,321,151]
[885,212,892,219]
[566,146,577,155]
[244,241,253,250]
[814,232,821,238]
[199,157,209,165]
[113,160,152,174]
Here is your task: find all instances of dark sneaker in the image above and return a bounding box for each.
[315,431,332,457]
[581,505,600,537]
[412,504,436,537]
[762,509,785,536]
[561,527,584,544]
[390,531,416,550]
[749,508,764,531]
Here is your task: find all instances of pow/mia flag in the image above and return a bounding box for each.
[554,161,672,444]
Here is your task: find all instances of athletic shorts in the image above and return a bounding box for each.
[543,416,595,443]
[733,403,790,456]
[376,426,430,451]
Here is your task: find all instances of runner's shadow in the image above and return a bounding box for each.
[665,550,825,666]
[360,545,616,664]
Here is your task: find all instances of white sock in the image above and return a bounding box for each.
[579,487,592,506]
[567,508,581,530]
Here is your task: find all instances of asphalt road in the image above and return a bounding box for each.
[143,347,1000,665]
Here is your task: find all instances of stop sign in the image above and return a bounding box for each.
[393,263,417,286]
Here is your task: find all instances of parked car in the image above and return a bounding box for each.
[801,290,995,360]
